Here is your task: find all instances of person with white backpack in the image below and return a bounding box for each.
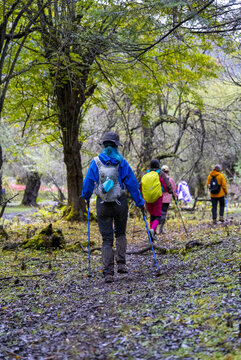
[82,132,144,283]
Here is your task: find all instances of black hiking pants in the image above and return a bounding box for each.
[160,203,170,224]
[96,195,128,277]
[211,196,225,220]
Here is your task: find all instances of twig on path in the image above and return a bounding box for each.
[1,346,17,357]
[127,239,223,255]
[0,271,58,282]
[78,242,101,253]
[127,244,168,255]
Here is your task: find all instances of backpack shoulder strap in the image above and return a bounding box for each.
[160,171,172,193]
[94,156,101,168]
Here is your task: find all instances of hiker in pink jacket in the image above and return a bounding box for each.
[159,165,177,234]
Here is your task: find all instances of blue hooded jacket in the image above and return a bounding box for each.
[82,151,144,207]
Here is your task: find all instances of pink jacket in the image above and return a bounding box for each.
[162,175,177,203]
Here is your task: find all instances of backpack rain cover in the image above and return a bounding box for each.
[141,171,162,203]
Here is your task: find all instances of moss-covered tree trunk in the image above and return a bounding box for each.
[58,88,85,220]
[54,73,95,220]
[140,109,154,167]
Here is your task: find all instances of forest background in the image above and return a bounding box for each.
[0,0,241,219]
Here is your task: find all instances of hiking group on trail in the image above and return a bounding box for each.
[82,132,228,282]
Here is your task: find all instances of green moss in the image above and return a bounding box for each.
[82,240,96,247]
[22,224,66,250]
[66,240,96,252]
[62,206,80,221]
[39,223,53,236]
[65,243,81,252]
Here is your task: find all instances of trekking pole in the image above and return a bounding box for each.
[225,196,228,223]
[173,197,188,237]
[177,199,180,232]
[142,210,161,276]
[87,200,91,276]
[132,208,136,240]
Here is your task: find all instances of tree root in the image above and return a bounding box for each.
[127,244,168,255]
[127,239,223,255]
[76,239,223,256]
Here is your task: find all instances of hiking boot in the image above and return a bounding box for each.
[117,263,128,274]
[159,225,166,234]
[213,219,217,225]
[104,274,114,283]
[149,229,157,242]
[219,217,224,223]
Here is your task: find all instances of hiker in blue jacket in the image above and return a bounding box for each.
[82,132,144,283]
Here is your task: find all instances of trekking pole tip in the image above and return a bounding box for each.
[155,268,162,277]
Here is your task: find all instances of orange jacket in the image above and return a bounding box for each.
[206,170,227,198]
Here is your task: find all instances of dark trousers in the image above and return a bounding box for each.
[96,195,128,276]
[211,197,225,220]
[160,203,170,224]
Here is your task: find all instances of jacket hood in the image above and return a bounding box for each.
[99,152,121,166]
[210,170,220,176]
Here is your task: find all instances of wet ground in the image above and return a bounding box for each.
[0,221,240,360]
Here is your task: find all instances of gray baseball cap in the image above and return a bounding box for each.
[99,132,122,146]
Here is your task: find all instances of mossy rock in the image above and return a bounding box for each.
[22,223,66,250]
[0,225,8,241]
[2,242,20,251]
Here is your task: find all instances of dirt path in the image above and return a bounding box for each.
[0,232,240,360]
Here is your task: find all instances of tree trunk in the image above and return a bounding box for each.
[63,140,86,221]
[196,174,206,197]
[141,109,154,165]
[22,171,41,206]
[0,145,2,204]
[56,82,88,221]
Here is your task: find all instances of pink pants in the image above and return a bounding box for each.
[146,197,163,233]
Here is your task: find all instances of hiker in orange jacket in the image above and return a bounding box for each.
[206,164,228,224]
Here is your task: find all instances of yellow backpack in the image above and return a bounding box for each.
[141,171,162,203]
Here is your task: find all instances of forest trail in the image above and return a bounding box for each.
[0,221,240,360]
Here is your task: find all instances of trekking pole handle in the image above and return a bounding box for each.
[140,205,145,217]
